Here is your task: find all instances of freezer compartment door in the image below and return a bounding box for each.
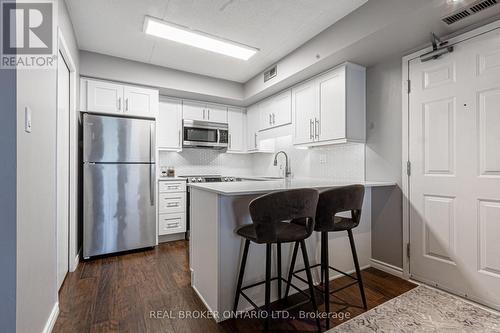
[83,113,155,163]
[84,163,156,258]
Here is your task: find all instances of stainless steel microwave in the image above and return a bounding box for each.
[183,120,228,150]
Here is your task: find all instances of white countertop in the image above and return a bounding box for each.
[187,178,396,196]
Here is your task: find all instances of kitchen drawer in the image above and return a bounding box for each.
[158,213,186,235]
[159,192,186,214]
[158,180,186,193]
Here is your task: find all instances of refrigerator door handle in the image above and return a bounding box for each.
[150,122,155,205]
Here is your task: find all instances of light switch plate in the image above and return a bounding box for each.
[24,106,32,133]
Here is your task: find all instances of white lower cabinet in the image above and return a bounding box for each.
[158,213,185,235]
[158,179,186,237]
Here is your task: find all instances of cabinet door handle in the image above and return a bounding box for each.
[178,130,181,147]
[272,113,276,125]
[229,133,232,149]
[208,109,210,119]
[166,202,180,207]
[315,118,320,139]
[203,109,205,119]
[167,222,179,228]
[125,98,129,111]
[117,97,122,111]
[309,119,314,140]
[254,133,257,148]
[269,114,272,125]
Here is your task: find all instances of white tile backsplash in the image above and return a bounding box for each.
[160,135,365,182]
[159,149,254,177]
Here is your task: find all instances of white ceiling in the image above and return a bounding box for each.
[65,0,368,83]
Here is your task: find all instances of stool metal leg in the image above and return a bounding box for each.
[233,239,250,313]
[322,231,330,330]
[284,241,299,299]
[277,242,282,300]
[264,243,272,332]
[300,240,321,332]
[348,229,367,310]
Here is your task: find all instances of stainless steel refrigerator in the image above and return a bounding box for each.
[83,113,156,259]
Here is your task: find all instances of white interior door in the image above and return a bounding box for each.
[409,28,500,310]
[57,51,70,290]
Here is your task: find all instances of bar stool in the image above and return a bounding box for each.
[285,185,367,330]
[233,189,321,332]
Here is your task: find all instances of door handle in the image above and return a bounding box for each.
[150,123,155,206]
[309,119,314,140]
[315,118,320,139]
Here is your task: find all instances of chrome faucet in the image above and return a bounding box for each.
[273,151,291,178]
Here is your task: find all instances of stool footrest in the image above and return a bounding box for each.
[294,263,359,281]
[238,276,313,314]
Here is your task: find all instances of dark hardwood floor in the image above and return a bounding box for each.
[53,241,416,333]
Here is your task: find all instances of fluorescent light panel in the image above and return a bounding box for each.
[144,16,258,60]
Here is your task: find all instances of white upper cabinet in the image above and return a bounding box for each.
[157,97,182,151]
[82,78,158,118]
[182,100,206,121]
[206,103,228,123]
[182,100,227,123]
[86,80,124,114]
[292,63,365,146]
[260,89,292,130]
[292,80,318,145]
[246,104,260,152]
[123,85,159,117]
[227,107,246,153]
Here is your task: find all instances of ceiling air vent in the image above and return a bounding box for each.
[470,0,497,13]
[442,0,498,25]
[264,66,277,83]
[442,10,471,24]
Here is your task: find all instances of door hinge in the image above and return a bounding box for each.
[407,80,411,94]
[406,243,411,259]
[406,161,411,176]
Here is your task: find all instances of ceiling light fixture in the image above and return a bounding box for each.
[143,16,258,61]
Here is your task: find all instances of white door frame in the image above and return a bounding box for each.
[58,28,79,272]
[401,19,500,279]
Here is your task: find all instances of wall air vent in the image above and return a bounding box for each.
[442,0,498,25]
[264,66,277,82]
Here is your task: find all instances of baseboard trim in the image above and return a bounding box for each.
[370,258,404,278]
[42,302,59,333]
[70,249,80,272]
[191,284,221,322]
[158,233,186,243]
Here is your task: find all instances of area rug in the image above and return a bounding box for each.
[328,285,500,332]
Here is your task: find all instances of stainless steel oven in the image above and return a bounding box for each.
[183,120,228,150]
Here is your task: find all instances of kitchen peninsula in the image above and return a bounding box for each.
[188,178,395,321]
